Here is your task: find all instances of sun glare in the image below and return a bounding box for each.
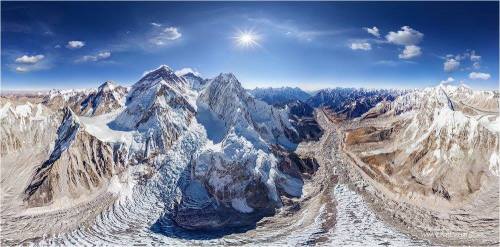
[235,30,260,48]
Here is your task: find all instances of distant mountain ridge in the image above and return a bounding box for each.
[249,86,311,106]
[307,87,409,119]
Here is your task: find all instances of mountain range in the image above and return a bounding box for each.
[0,65,498,246]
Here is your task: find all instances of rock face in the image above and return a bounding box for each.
[308,87,406,119]
[24,108,126,207]
[344,84,499,203]
[249,86,311,106]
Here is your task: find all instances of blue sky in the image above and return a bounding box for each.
[2,2,498,90]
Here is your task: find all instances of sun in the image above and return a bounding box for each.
[234,30,260,48]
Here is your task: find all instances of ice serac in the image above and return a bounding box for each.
[24,107,126,207]
[112,65,196,154]
[172,73,313,229]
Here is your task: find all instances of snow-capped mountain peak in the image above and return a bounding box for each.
[137,65,183,87]
[98,80,118,92]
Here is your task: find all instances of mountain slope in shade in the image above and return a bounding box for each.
[249,86,311,106]
[24,108,127,207]
[307,87,407,119]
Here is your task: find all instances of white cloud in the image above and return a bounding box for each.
[440,77,455,84]
[444,50,483,71]
[364,26,380,38]
[163,27,181,40]
[150,26,182,46]
[76,51,111,62]
[15,54,44,64]
[374,60,398,66]
[66,40,85,49]
[399,45,421,59]
[15,66,30,72]
[151,22,162,27]
[175,67,200,77]
[444,58,460,72]
[350,42,371,51]
[385,26,424,60]
[386,26,423,46]
[470,50,481,62]
[54,44,61,48]
[469,72,491,80]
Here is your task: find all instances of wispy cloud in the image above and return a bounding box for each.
[364,26,380,38]
[374,59,416,67]
[248,17,346,42]
[75,51,111,63]
[350,42,371,51]
[175,67,200,77]
[469,72,490,80]
[149,26,182,46]
[440,77,455,84]
[444,58,460,72]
